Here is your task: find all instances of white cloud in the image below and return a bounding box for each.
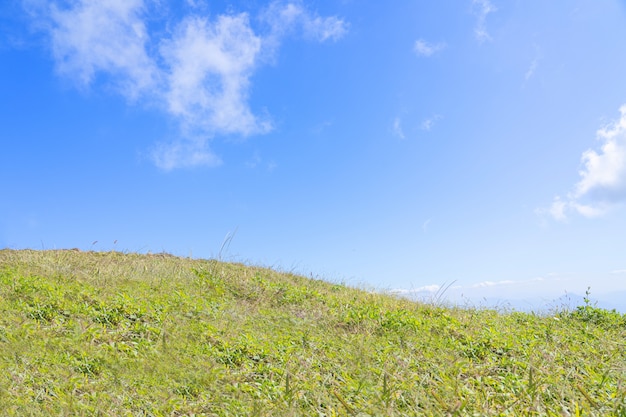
[303,14,346,42]
[185,0,208,9]
[420,114,443,131]
[48,0,156,100]
[542,106,626,220]
[470,279,516,289]
[392,277,548,299]
[262,1,348,43]
[458,277,547,293]
[416,284,441,293]
[414,39,446,57]
[524,57,538,81]
[31,0,348,170]
[472,0,496,43]
[246,152,262,169]
[390,284,441,295]
[392,117,405,139]
[392,114,442,139]
[311,120,333,135]
[546,196,567,222]
[151,140,222,171]
[160,14,269,137]
[574,109,626,201]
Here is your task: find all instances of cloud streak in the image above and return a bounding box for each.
[420,114,443,131]
[524,58,538,81]
[414,39,446,57]
[262,1,348,43]
[541,105,626,220]
[472,0,496,43]
[391,277,548,300]
[150,140,222,171]
[31,0,347,170]
[392,117,405,139]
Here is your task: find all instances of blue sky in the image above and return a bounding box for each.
[2,0,626,310]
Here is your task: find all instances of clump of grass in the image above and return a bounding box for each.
[1,249,625,416]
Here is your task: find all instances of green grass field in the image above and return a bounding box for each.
[1,249,625,416]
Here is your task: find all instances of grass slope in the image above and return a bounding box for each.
[1,249,625,416]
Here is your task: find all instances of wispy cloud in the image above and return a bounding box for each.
[245,151,277,171]
[472,0,496,43]
[392,114,442,139]
[185,0,208,10]
[311,120,333,135]
[48,0,156,100]
[414,39,446,57]
[261,1,348,46]
[30,0,348,170]
[392,117,405,139]
[524,57,539,81]
[151,140,222,171]
[540,105,626,220]
[469,279,524,289]
[392,277,547,297]
[390,284,441,295]
[523,47,542,85]
[420,114,443,131]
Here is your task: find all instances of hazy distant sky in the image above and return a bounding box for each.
[2,0,626,307]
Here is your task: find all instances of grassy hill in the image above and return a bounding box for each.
[1,249,625,416]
